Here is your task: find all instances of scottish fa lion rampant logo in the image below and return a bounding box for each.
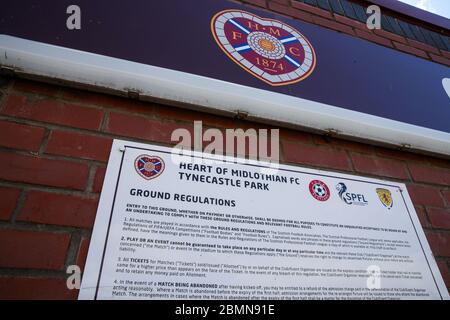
[376,188,393,209]
[134,155,165,180]
[211,10,316,86]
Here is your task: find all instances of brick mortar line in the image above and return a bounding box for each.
[0,221,93,236]
[38,127,51,156]
[407,181,450,191]
[65,232,81,268]
[0,268,68,278]
[409,177,450,188]
[442,190,450,208]
[0,180,101,199]
[285,137,450,167]
[429,255,450,260]
[85,165,97,194]
[403,159,415,182]
[436,257,450,262]
[345,149,356,172]
[335,169,410,184]
[438,189,448,208]
[350,150,429,166]
[100,110,109,132]
[417,205,431,226]
[281,158,358,175]
[9,189,27,224]
[422,226,450,234]
[406,161,450,175]
[0,114,111,139]
[374,153,450,169]
[0,145,107,166]
[278,139,286,165]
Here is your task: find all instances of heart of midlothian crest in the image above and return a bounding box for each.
[211,9,316,86]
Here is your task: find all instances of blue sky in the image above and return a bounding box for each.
[398,0,450,19]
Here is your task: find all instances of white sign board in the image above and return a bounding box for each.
[79,139,449,300]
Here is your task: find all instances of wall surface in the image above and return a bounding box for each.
[0,0,449,300]
[0,77,449,299]
[241,0,450,66]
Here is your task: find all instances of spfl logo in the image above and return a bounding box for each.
[211,10,316,86]
[134,155,165,180]
[336,182,368,206]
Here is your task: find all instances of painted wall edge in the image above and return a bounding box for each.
[0,35,449,157]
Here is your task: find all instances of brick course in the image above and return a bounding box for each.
[0,229,70,270]
[17,190,98,229]
[0,120,45,152]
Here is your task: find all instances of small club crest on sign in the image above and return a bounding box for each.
[376,188,393,209]
[134,155,165,180]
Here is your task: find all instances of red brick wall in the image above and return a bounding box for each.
[0,77,449,299]
[0,0,449,300]
[242,0,450,66]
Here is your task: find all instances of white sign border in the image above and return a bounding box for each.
[78,139,449,300]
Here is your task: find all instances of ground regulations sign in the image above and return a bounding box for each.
[1,0,450,155]
[79,140,449,300]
